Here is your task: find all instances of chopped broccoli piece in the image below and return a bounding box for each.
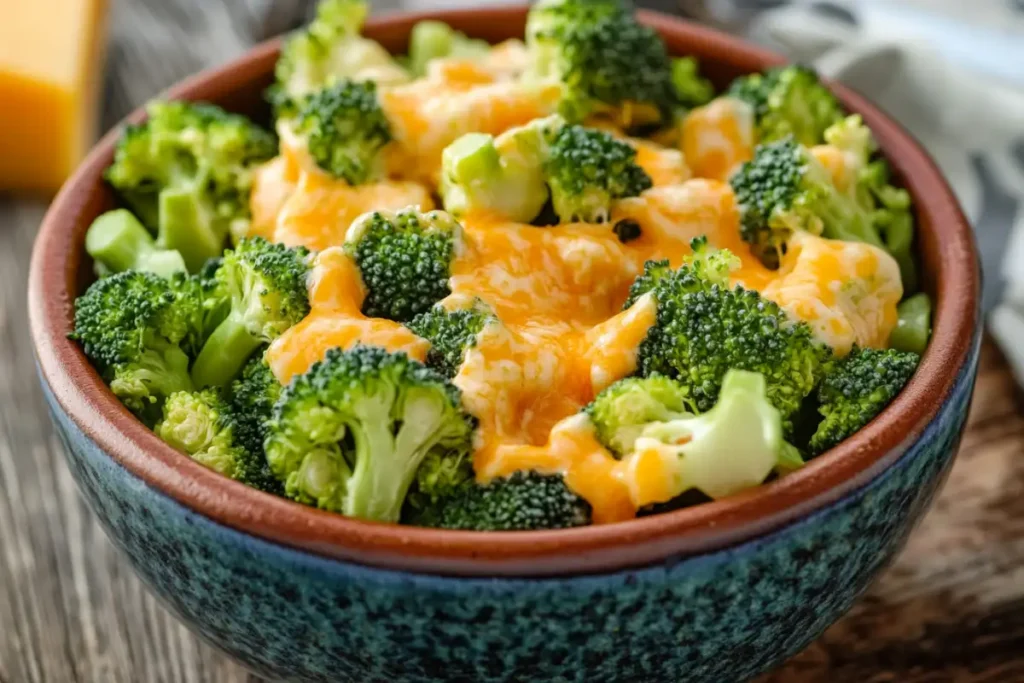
[406,300,494,379]
[890,293,932,354]
[626,369,790,501]
[156,389,280,492]
[635,237,831,428]
[827,116,918,292]
[544,123,652,223]
[727,65,844,146]
[440,119,552,223]
[85,210,187,279]
[227,355,284,486]
[289,80,392,185]
[808,347,919,455]
[105,101,276,272]
[623,258,671,309]
[271,0,407,107]
[401,449,476,523]
[190,237,311,389]
[345,208,463,323]
[412,470,592,531]
[440,117,651,224]
[71,271,197,423]
[408,20,491,76]
[265,345,476,522]
[587,375,692,456]
[525,0,677,129]
[671,56,715,109]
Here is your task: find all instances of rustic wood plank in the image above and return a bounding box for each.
[1,0,1023,681]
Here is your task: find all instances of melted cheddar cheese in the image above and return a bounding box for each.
[682,97,755,181]
[761,231,903,357]
[266,248,429,383]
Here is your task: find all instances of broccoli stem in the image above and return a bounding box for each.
[190,315,264,389]
[158,189,226,273]
[818,193,884,249]
[85,209,187,279]
[889,292,932,354]
[345,416,400,520]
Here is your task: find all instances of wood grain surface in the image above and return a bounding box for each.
[2,1,1023,681]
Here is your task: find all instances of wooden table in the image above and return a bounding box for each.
[3,1,1024,681]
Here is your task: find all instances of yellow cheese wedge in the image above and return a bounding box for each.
[0,0,109,195]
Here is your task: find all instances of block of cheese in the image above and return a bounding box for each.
[0,0,110,195]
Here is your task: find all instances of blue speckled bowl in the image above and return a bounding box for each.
[29,8,981,683]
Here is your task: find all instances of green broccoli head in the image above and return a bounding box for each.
[289,80,392,185]
[627,370,791,502]
[156,388,279,492]
[227,355,284,485]
[191,237,312,389]
[635,237,830,429]
[525,0,677,129]
[265,345,476,522]
[408,20,492,76]
[105,101,277,272]
[727,65,844,146]
[587,375,692,457]
[345,208,463,323]
[410,470,592,531]
[406,300,494,379]
[826,115,918,292]
[809,347,919,455]
[440,118,553,223]
[671,56,715,110]
[729,135,883,268]
[272,0,407,106]
[71,271,196,423]
[625,236,737,307]
[544,123,652,223]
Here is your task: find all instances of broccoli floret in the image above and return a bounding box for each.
[265,345,476,522]
[544,123,652,223]
[440,117,651,224]
[635,237,830,428]
[289,80,392,185]
[808,347,919,455]
[85,210,187,279]
[730,135,883,268]
[623,258,671,309]
[525,0,677,129]
[227,355,283,483]
[671,56,715,109]
[105,101,277,272]
[624,370,791,501]
[587,375,692,457]
[271,0,407,107]
[727,65,844,146]
[412,471,592,531]
[826,115,918,292]
[401,449,476,525]
[406,300,494,378]
[408,20,491,76]
[156,389,279,492]
[440,119,553,223]
[71,271,196,423]
[190,237,312,389]
[345,208,463,323]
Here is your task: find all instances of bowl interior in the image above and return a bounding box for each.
[29,6,980,578]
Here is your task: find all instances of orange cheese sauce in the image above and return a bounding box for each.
[761,231,903,357]
[682,97,755,181]
[380,65,561,186]
[266,248,429,384]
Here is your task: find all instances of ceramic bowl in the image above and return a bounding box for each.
[29,7,981,683]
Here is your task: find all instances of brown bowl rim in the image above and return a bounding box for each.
[28,6,980,578]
